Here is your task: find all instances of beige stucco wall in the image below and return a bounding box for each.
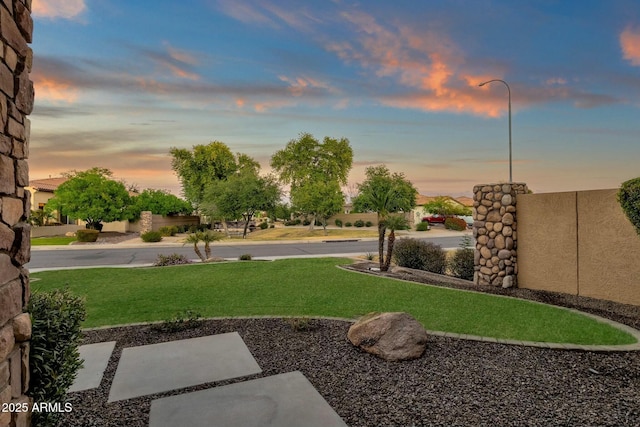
[517,189,640,306]
[577,189,640,305]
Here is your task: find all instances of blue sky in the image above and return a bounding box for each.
[30,0,640,197]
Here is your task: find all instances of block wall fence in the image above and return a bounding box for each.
[0,1,34,427]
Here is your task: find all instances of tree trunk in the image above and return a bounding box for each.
[204,241,211,260]
[377,222,386,270]
[193,243,205,262]
[382,230,396,272]
[308,214,315,231]
[242,213,252,239]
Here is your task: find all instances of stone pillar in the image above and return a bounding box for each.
[472,183,528,288]
[0,1,34,426]
[140,211,153,233]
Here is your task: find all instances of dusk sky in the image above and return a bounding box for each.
[31,0,640,198]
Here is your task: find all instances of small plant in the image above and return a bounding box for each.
[141,230,163,242]
[154,253,192,266]
[449,247,475,280]
[259,221,269,229]
[284,317,314,332]
[345,221,352,227]
[365,252,375,260]
[416,221,430,231]
[618,177,640,235]
[354,219,365,227]
[188,225,199,233]
[28,289,86,427]
[335,219,343,228]
[153,310,202,333]
[159,225,179,236]
[302,219,311,226]
[239,253,252,261]
[365,221,373,227]
[270,224,275,228]
[76,229,99,242]
[444,217,467,231]
[393,238,447,274]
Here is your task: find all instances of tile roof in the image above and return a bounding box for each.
[28,177,68,192]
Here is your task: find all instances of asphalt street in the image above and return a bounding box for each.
[28,235,467,270]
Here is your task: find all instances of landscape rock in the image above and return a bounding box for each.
[347,312,427,361]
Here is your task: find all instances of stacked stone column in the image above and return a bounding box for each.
[0,1,34,427]
[473,183,528,288]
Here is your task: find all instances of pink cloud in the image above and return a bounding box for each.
[33,0,86,20]
[620,26,640,66]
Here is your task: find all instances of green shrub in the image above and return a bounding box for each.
[158,225,179,236]
[152,310,202,333]
[393,238,447,274]
[302,219,311,226]
[270,224,275,228]
[416,221,430,231]
[284,317,315,332]
[76,229,99,242]
[239,253,252,260]
[141,231,163,242]
[335,219,343,228]
[618,177,640,235]
[259,221,269,229]
[188,225,199,233]
[445,217,467,231]
[354,219,365,227]
[449,248,475,280]
[28,289,86,427]
[154,253,192,266]
[365,221,373,227]
[345,221,353,227]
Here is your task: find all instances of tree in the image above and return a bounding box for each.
[271,133,352,228]
[352,165,418,271]
[183,231,224,261]
[47,168,133,230]
[423,196,471,216]
[170,141,237,208]
[130,189,193,217]
[203,169,280,238]
[291,180,344,234]
[381,214,409,271]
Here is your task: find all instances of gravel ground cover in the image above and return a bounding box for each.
[59,263,640,427]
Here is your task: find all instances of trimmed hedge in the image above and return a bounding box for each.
[76,229,99,242]
[141,231,163,242]
[618,177,640,235]
[393,238,447,274]
[28,289,86,427]
[449,248,475,280]
[445,217,468,231]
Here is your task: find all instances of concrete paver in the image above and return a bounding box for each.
[148,371,348,427]
[69,341,116,392]
[107,332,262,402]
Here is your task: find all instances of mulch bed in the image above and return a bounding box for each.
[58,262,640,427]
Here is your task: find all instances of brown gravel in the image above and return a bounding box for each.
[59,263,640,427]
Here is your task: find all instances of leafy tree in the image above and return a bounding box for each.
[423,196,471,216]
[170,141,237,208]
[130,189,193,217]
[183,231,224,261]
[47,168,133,230]
[618,177,640,235]
[203,169,280,238]
[352,165,417,271]
[291,180,344,235]
[381,214,409,271]
[271,133,352,228]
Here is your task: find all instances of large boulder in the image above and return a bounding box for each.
[347,312,428,361]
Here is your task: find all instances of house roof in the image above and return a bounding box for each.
[415,195,465,207]
[28,177,68,192]
[454,196,474,207]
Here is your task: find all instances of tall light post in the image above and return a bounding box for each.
[478,79,512,183]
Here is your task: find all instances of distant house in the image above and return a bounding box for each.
[26,177,73,224]
[411,194,471,225]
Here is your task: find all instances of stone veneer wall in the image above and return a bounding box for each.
[472,183,528,288]
[0,1,34,427]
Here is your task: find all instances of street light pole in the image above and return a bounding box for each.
[478,79,512,183]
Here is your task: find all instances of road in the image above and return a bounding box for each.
[27,236,467,270]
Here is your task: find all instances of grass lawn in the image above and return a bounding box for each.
[31,236,76,246]
[30,258,635,345]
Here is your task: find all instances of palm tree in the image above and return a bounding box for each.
[183,232,205,262]
[199,231,224,260]
[381,214,409,272]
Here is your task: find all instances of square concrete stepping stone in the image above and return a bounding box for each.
[149,371,348,427]
[69,341,116,392]
[108,332,261,402]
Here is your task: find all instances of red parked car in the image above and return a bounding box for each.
[422,214,447,224]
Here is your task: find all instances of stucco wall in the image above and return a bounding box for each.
[517,189,640,306]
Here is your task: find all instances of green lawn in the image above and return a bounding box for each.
[31,236,76,246]
[30,258,636,345]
